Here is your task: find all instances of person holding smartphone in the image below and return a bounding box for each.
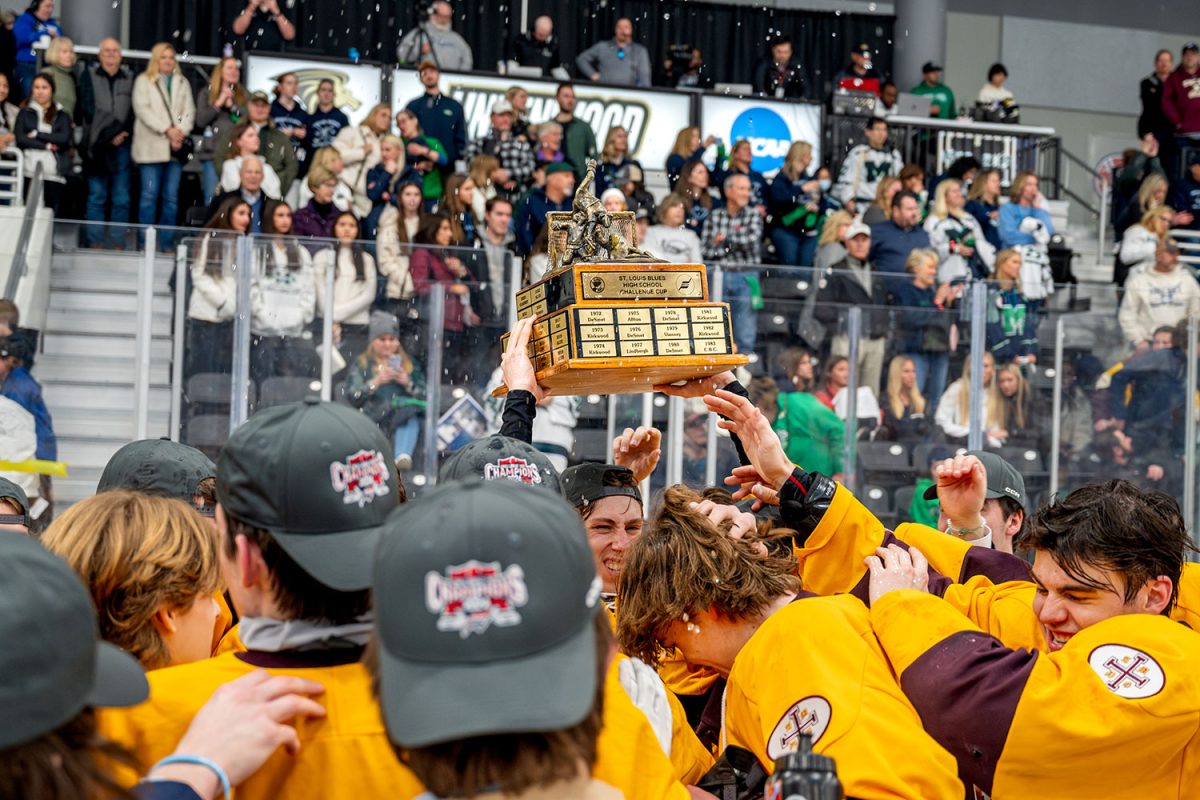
[345,311,425,472]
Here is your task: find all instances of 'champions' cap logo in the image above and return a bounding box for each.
[426,560,529,638]
[329,449,391,507]
[484,456,543,485]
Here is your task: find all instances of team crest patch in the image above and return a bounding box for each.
[328,449,390,507]
[1088,644,1165,699]
[425,560,529,638]
[766,696,832,759]
[484,456,543,485]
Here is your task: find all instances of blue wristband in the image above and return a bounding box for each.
[152,754,232,800]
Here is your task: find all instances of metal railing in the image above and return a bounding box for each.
[0,147,24,207]
[4,163,42,300]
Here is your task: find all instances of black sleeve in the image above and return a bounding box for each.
[716,379,752,467]
[132,782,205,800]
[46,111,72,148]
[777,466,838,545]
[14,108,48,150]
[499,389,536,443]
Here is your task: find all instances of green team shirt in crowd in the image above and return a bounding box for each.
[911,81,956,120]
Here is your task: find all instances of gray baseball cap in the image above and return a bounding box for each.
[0,534,148,749]
[0,476,29,526]
[373,480,602,748]
[923,449,1026,508]
[97,439,217,514]
[438,434,560,492]
[216,397,398,592]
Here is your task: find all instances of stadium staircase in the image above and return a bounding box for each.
[41,245,175,506]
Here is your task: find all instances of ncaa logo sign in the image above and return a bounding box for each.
[729,107,792,174]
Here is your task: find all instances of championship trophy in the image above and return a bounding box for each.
[497,160,748,395]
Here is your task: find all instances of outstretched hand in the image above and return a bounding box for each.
[653,370,736,398]
[724,465,781,511]
[613,426,662,483]
[933,454,987,529]
[500,316,551,403]
[702,390,793,490]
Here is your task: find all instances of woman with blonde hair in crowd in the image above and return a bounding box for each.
[965,167,1003,250]
[677,158,714,234]
[466,154,498,214]
[925,177,994,283]
[665,124,716,189]
[988,247,1038,366]
[505,84,531,139]
[298,145,354,210]
[881,354,929,442]
[995,361,1038,447]
[768,140,823,267]
[194,55,247,202]
[39,34,77,117]
[861,175,900,226]
[936,350,1005,446]
[131,42,194,250]
[334,102,393,218]
[813,209,855,274]
[1116,172,1193,240]
[597,124,641,192]
[1117,203,1174,283]
[892,247,960,402]
[41,490,223,669]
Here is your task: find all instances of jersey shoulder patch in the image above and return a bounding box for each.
[1087,644,1166,699]
[766,696,832,759]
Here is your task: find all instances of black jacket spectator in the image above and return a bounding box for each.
[508,30,561,74]
[15,102,70,176]
[752,55,806,99]
[405,91,466,167]
[77,60,133,174]
[814,257,891,338]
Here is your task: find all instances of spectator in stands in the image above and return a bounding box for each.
[250,199,318,384]
[230,0,295,52]
[611,163,654,218]
[678,158,716,235]
[881,355,931,443]
[717,138,768,216]
[911,61,955,119]
[397,1,473,71]
[466,151,499,210]
[15,71,68,213]
[814,209,853,273]
[302,78,349,166]
[552,83,596,182]
[659,45,711,90]
[441,173,478,244]
[411,214,475,380]
[1173,152,1200,228]
[641,193,701,263]
[195,56,247,203]
[988,247,1038,366]
[405,61,466,173]
[599,186,625,213]
[752,34,806,99]
[774,349,844,477]
[768,140,820,267]
[814,355,847,410]
[531,119,564,170]
[861,174,899,226]
[314,211,377,367]
[269,72,307,198]
[463,99,533,200]
[504,85,532,140]
[187,196,248,378]
[1055,359,1095,470]
[1119,204,1174,280]
[936,351,1005,447]
[595,124,638,192]
[508,15,561,75]
[815,220,889,393]
[362,134,406,239]
[292,167,339,245]
[216,90,297,199]
[1117,171,1191,242]
[0,73,18,148]
[41,491,222,668]
[474,195,516,325]
[928,155,980,202]
[303,148,356,210]
[874,80,899,117]
[0,332,53,489]
[977,62,1013,105]
[219,121,282,199]
[665,125,714,190]
[79,37,133,249]
[38,35,74,116]
[834,41,883,94]
[0,299,33,371]
[892,247,959,403]
[868,188,930,290]
[13,0,61,98]
[965,167,1003,250]
[1163,42,1200,159]
[131,43,192,250]
[702,173,762,357]
[345,311,424,472]
[995,362,1038,448]
[515,160,572,254]
[925,177,994,283]
[1140,50,1174,143]
[394,107,445,209]
[833,116,901,210]
[334,102,392,219]
[207,154,269,232]
[898,162,928,211]
[998,170,1053,248]
[1120,240,1200,352]
[374,180,423,319]
[576,17,650,87]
